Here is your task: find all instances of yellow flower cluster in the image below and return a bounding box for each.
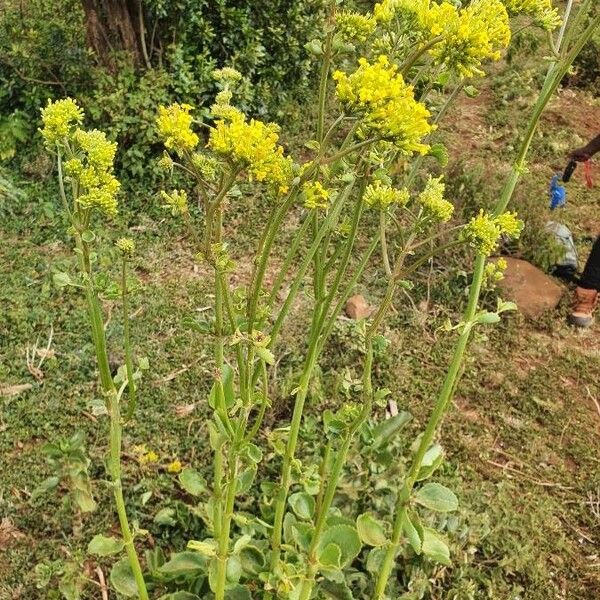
[484,256,508,286]
[502,0,560,30]
[303,181,330,210]
[374,0,429,24]
[116,237,135,255]
[40,98,84,146]
[133,445,159,465]
[156,104,199,155]
[373,0,510,78]
[65,129,120,216]
[336,11,376,42]
[167,459,183,473]
[191,152,220,181]
[418,176,454,222]
[158,153,174,171]
[333,55,433,154]
[461,210,523,255]
[427,0,511,78]
[212,66,242,84]
[208,107,293,195]
[364,181,409,210]
[161,189,189,216]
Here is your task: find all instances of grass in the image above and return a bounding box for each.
[1,47,600,599]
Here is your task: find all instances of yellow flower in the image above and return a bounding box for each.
[191,152,220,181]
[461,210,522,255]
[65,129,120,216]
[208,108,293,196]
[158,153,174,171]
[364,181,409,210]
[134,445,159,465]
[303,181,330,210]
[462,211,501,255]
[73,129,117,171]
[157,104,199,155]
[212,67,243,84]
[116,238,135,255]
[495,211,523,238]
[167,459,183,473]
[374,0,430,24]
[427,0,511,78]
[333,55,433,154]
[484,256,508,285]
[501,0,561,30]
[40,98,84,146]
[418,176,454,222]
[161,189,189,216]
[336,11,376,42]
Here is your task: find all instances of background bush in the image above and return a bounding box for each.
[0,0,326,192]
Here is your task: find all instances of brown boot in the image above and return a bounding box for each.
[570,286,598,328]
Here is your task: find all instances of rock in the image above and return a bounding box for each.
[496,257,564,319]
[345,294,371,320]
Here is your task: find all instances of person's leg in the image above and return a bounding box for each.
[571,236,600,327]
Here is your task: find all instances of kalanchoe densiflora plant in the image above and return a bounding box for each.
[41,100,149,599]
[41,0,598,597]
[150,1,529,597]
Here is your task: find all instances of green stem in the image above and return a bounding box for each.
[316,10,335,144]
[298,342,375,600]
[215,438,242,600]
[247,191,298,334]
[380,211,392,278]
[400,35,444,74]
[267,214,312,308]
[108,392,149,600]
[122,258,137,420]
[268,325,322,572]
[269,183,351,345]
[372,256,485,599]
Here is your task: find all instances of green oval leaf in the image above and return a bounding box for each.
[187,538,217,557]
[110,558,138,597]
[159,551,208,576]
[289,492,315,521]
[317,525,361,567]
[154,507,177,526]
[403,511,423,554]
[421,528,451,565]
[371,412,412,449]
[88,534,124,557]
[356,513,387,547]
[318,543,342,568]
[81,230,96,243]
[414,483,458,512]
[178,468,206,496]
[238,545,265,575]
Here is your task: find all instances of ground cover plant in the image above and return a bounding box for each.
[2,1,600,599]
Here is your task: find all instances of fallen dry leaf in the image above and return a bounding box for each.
[0,383,33,397]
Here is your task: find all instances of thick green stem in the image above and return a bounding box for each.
[247,191,298,334]
[316,11,334,144]
[372,256,485,599]
[122,258,137,420]
[267,215,312,308]
[59,144,148,598]
[215,434,242,600]
[108,392,149,600]
[268,329,322,572]
[298,342,375,600]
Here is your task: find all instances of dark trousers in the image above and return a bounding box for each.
[580,236,600,290]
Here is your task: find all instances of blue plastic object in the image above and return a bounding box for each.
[549,174,566,210]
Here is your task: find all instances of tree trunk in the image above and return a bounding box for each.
[80,0,145,68]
